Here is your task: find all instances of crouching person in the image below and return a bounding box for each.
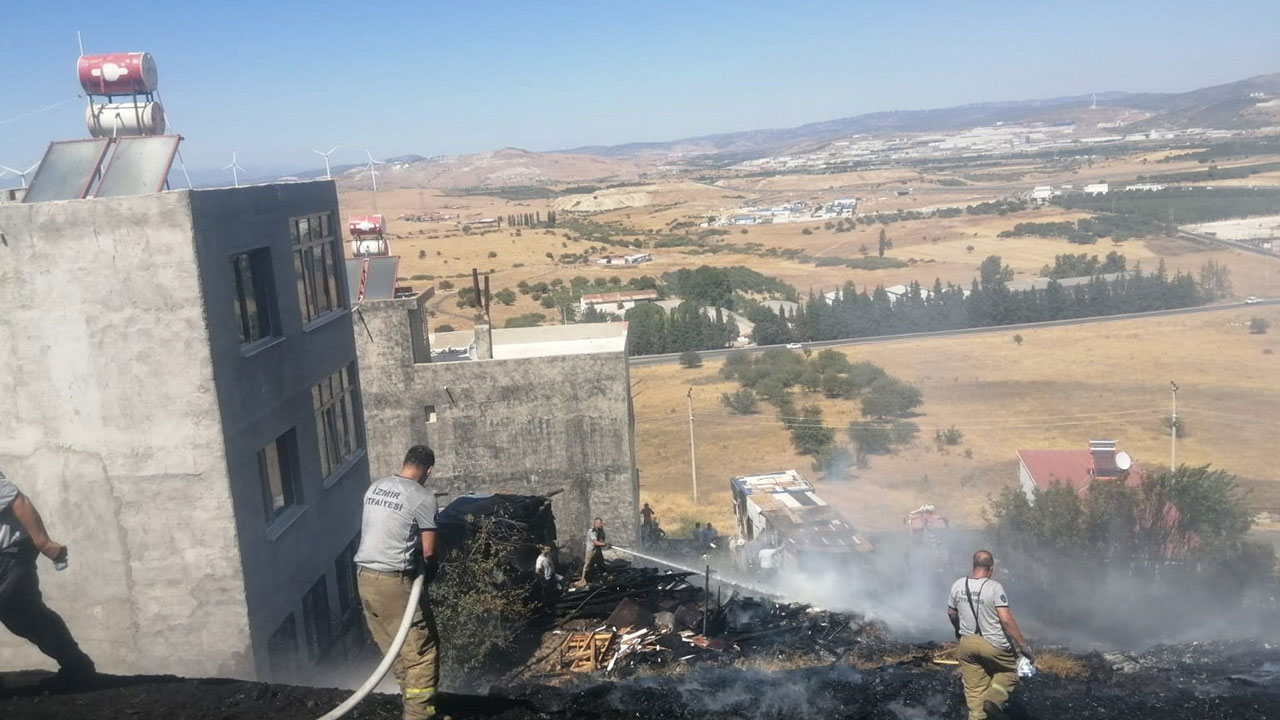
[354,446,442,720]
[946,550,1033,720]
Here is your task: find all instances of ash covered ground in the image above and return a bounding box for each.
[4,640,1280,719]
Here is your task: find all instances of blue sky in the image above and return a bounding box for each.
[2,0,1279,178]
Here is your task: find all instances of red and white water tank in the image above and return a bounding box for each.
[78,52,159,96]
[348,215,385,237]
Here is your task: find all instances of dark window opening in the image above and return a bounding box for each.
[292,212,344,324]
[259,429,301,523]
[313,363,362,480]
[302,575,332,661]
[232,248,278,345]
[267,613,299,681]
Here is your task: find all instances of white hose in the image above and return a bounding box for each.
[317,573,425,720]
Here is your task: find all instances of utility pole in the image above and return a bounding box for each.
[1169,381,1179,468]
[687,388,698,505]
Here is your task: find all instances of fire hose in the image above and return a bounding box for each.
[316,573,425,720]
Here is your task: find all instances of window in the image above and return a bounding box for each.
[267,613,299,681]
[259,430,301,523]
[312,364,362,479]
[334,534,360,619]
[292,212,344,324]
[424,405,437,424]
[232,248,278,345]
[302,576,332,661]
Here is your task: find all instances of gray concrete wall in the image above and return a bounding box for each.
[0,191,253,677]
[355,298,639,555]
[189,182,368,679]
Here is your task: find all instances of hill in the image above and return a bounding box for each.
[569,73,1280,160]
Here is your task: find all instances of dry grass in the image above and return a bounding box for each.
[633,307,1280,532]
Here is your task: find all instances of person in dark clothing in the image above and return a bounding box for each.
[0,468,94,681]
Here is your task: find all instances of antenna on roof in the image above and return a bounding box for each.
[311,143,339,180]
[222,151,245,188]
[0,162,39,189]
[1115,451,1132,471]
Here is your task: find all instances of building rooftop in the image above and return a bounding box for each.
[431,322,629,361]
[580,290,660,304]
[1018,446,1143,494]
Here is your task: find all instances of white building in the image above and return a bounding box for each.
[1083,182,1110,196]
[579,289,660,316]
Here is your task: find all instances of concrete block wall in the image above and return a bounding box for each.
[355,298,640,556]
[0,192,253,677]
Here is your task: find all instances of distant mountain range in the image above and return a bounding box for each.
[566,73,1280,159]
[191,72,1280,191]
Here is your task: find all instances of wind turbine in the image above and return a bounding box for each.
[0,162,39,188]
[363,149,385,193]
[311,143,339,180]
[223,152,245,188]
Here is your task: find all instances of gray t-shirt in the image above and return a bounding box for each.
[0,469,26,554]
[948,576,1012,650]
[354,475,438,573]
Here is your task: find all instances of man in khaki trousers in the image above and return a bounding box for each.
[354,446,442,720]
[946,550,1034,720]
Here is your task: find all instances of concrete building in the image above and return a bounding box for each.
[1083,182,1110,196]
[352,299,640,555]
[0,181,369,682]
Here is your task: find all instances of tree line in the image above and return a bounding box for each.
[745,257,1214,347]
[624,302,739,356]
[505,210,557,228]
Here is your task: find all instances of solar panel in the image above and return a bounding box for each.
[22,139,111,202]
[345,259,365,302]
[363,257,400,300]
[95,135,180,198]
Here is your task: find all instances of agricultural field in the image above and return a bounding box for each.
[630,306,1280,536]
[339,171,1278,331]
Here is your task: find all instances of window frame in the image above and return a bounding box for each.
[231,247,280,348]
[258,429,302,524]
[302,575,333,662]
[291,211,346,327]
[312,363,363,483]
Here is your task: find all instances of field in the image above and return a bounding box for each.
[630,306,1280,535]
[333,146,1280,537]
[338,178,1277,332]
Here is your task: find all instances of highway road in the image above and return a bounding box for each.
[629,299,1280,367]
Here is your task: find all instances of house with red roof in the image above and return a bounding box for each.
[1016,439,1142,503]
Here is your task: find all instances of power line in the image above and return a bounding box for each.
[0,95,82,126]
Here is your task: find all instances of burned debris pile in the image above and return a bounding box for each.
[537,562,902,678]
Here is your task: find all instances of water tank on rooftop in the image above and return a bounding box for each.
[85,101,166,137]
[78,52,159,96]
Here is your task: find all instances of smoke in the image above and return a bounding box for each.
[739,529,1280,652]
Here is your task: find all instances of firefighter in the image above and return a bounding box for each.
[946,550,1034,720]
[353,445,442,720]
[581,517,608,582]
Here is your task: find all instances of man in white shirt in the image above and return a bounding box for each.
[534,545,557,609]
[354,446,441,720]
[946,550,1033,720]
